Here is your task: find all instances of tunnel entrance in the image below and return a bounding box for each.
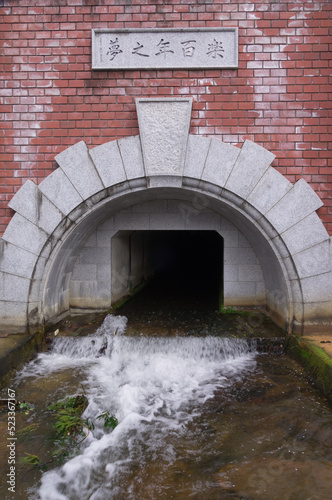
[111,230,223,313]
[149,230,223,309]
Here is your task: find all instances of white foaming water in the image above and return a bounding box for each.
[24,315,256,500]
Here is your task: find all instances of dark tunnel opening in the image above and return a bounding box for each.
[111,230,224,323]
[149,230,223,304]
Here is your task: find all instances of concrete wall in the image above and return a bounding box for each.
[68,200,265,310]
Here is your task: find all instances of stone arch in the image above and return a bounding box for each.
[0,98,331,335]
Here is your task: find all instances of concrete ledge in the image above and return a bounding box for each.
[0,332,45,388]
[287,335,332,402]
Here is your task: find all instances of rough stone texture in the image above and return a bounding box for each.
[225,140,275,200]
[90,141,127,187]
[0,301,28,332]
[183,135,211,179]
[8,180,64,235]
[55,141,104,199]
[224,246,259,265]
[0,272,31,303]
[148,176,183,188]
[246,166,292,215]
[281,213,329,255]
[201,140,240,186]
[39,168,84,217]
[0,240,37,279]
[2,214,48,256]
[291,240,331,279]
[92,28,238,70]
[265,179,324,234]
[137,98,192,177]
[301,272,332,304]
[118,136,145,180]
[114,212,150,230]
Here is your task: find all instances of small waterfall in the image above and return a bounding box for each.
[25,315,257,499]
[51,315,128,358]
[51,314,254,361]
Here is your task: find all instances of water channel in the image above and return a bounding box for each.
[1,275,332,499]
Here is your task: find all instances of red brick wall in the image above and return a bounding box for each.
[1,0,331,235]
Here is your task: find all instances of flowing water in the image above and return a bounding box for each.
[1,314,332,499]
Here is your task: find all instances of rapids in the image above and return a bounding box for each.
[19,315,256,499]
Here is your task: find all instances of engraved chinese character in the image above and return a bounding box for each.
[132,42,149,57]
[106,38,123,61]
[207,39,224,59]
[181,40,196,58]
[155,38,174,56]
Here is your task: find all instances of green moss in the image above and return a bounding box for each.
[305,342,332,369]
[287,335,332,402]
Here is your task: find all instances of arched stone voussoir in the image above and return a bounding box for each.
[246,166,292,215]
[183,135,211,179]
[8,179,64,235]
[3,213,49,256]
[280,212,330,256]
[117,136,145,180]
[224,139,276,200]
[39,167,84,217]
[90,140,127,188]
[289,239,331,280]
[55,140,105,200]
[0,238,38,280]
[201,138,240,187]
[264,178,323,235]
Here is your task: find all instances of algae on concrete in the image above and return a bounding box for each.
[287,335,332,402]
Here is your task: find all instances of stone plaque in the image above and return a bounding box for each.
[92,28,238,70]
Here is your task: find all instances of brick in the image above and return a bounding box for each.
[0,0,331,237]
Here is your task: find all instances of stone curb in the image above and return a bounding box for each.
[0,332,45,389]
[286,335,332,402]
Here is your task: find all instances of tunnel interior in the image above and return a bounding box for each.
[112,230,224,311]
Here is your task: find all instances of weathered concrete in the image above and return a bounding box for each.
[0,332,45,388]
[0,98,331,335]
[287,334,332,402]
[136,97,192,177]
